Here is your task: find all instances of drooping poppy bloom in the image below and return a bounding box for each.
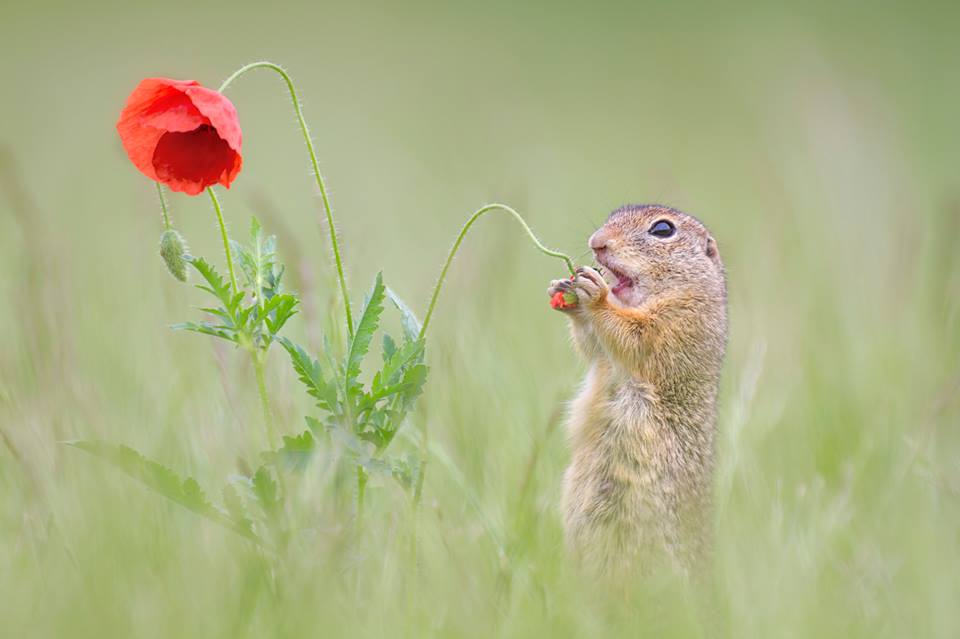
[116,78,242,195]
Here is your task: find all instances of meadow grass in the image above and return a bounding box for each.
[1,1,958,637]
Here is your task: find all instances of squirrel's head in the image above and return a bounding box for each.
[589,204,724,307]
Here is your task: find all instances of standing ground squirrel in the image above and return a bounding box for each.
[548,204,727,577]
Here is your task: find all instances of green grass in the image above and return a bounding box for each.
[1,1,959,637]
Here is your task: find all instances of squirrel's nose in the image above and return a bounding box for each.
[589,229,613,252]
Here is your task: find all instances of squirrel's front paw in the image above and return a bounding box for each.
[572,266,608,306]
[547,266,608,311]
[548,278,578,311]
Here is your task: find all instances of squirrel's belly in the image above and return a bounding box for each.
[561,375,681,570]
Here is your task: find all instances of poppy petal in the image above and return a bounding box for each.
[139,89,209,133]
[152,126,239,195]
[184,85,242,153]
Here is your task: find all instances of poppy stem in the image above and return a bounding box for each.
[206,187,240,294]
[218,61,354,342]
[418,203,575,340]
[156,183,172,230]
[252,350,278,450]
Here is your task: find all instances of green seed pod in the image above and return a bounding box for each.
[159,229,189,282]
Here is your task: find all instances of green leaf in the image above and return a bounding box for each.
[273,430,315,470]
[382,333,397,363]
[66,441,258,542]
[186,256,235,311]
[278,337,339,412]
[358,349,423,412]
[249,216,263,246]
[328,424,373,457]
[230,217,277,291]
[196,307,234,324]
[346,273,386,391]
[304,415,325,436]
[170,321,239,345]
[399,363,428,406]
[376,363,429,450]
[252,466,281,519]
[390,453,423,493]
[222,484,255,536]
[230,239,254,288]
[386,287,422,342]
[357,428,387,449]
[263,294,299,336]
[379,339,425,387]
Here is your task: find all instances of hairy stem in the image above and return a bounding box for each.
[206,188,239,294]
[156,183,172,230]
[218,61,354,341]
[253,351,277,450]
[356,465,367,524]
[419,203,575,339]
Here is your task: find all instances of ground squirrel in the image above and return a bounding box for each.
[548,204,727,577]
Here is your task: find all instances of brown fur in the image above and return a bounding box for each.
[548,204,727,578]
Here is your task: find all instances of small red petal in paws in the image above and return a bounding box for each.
[550,290,578,309]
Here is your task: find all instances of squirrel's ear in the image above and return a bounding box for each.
[705,236,719,261]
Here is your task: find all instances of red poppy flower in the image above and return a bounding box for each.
[116,78,242,195]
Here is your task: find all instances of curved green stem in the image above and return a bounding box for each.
[206,187,239,294]
[218,61,354,341]
[156,183,172,230]
[418,203,574,340]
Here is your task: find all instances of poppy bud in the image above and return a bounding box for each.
[159,229,189,282]
[550,290,578,310]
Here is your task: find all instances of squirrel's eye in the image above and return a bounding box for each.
[649,219,676,238]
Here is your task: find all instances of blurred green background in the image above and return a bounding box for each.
[2,0,958,637]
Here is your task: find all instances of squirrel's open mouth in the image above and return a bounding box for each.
[595,257,634,299]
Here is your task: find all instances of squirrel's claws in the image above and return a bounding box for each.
[571,266,608,305]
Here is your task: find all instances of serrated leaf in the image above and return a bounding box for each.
[278,337,339,413]
[399,363,428,405]
[236,300,253,317]
[386,287,422,342]
[171,321,239,344]
[273,430,315,471]
[390,454,423,492]
[380,339,425,387]
[304,415,325,436]
[346,273,386,391]
[252,466,281,519]
[186,256,234,309]
[328,425,373,457]
[249,216,262,245]
[357,428,387,449]
[230,239,254,287]
[382,333,397,363]
[66,441,258,542]
[357,339,427,417]
[222,484,255,536]
[197,307,234,324]
[263,294,299,336]
[375,363,429,451]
